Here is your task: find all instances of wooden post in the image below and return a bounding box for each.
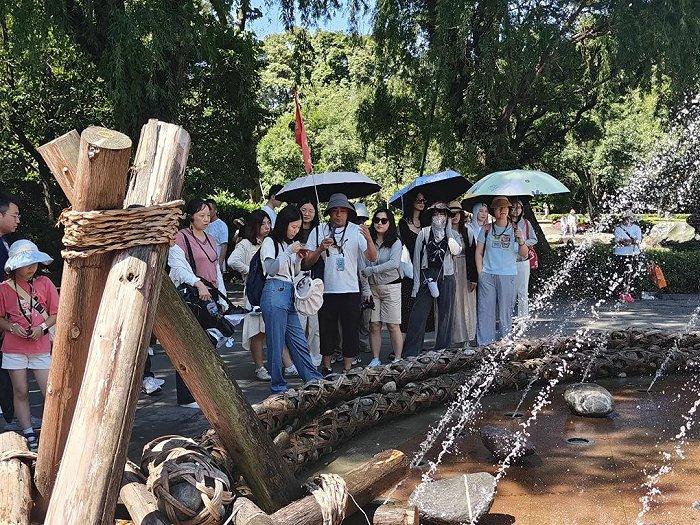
[38,126,304,515]
[44,120,190,525]
[373,503,419,525]
[229,498,274,525]
[0,431,33,524]
[270,450,408,525]
[154,279,303,512]
[35,127,132,511]
[120,461,171,525]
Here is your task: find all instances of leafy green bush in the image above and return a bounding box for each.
[530,244,700,298]
[207,190,258,227]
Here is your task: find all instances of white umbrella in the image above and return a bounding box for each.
[464,169,570,198]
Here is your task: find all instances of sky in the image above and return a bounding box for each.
[248,0,374,38]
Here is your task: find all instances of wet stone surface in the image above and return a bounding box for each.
[564,383,614,417]
[409,472,496,525]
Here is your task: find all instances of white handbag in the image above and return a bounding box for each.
[400,245,414,280]
[293,272,325,316]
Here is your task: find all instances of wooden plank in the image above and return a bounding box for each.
[270,450,408,525]
[35,127,132,513]
[153,279,303,512]
[0,431,33,524]
[44,120,190,525]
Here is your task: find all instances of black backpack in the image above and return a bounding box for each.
[245,241,278,307]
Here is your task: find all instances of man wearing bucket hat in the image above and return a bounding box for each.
[304,193,378,375]
[475,196,529,346]
[0,240,59,451]
[403,202,463,356]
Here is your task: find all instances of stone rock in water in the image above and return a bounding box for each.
[480,425,536,463]
[564,383,614,417]
[409,472,496,524]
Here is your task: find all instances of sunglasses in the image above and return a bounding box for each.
[414,198,426,204]
[373,217,389,225]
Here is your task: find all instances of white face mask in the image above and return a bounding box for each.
[431,214,447,229]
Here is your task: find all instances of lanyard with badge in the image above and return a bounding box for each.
[489,222,512,249]
[328,224,348,272]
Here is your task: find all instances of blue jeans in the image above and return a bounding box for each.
[261,279,322,393]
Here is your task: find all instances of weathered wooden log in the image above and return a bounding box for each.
[0,431,33,524]
[271,450,408,525]
[39,125,303,515]
[45,120,189,525]
[373,502,419,525]
[154,278,303,512]
[120,461,171,525]
[35,127,133,512]
[228,497,274,525]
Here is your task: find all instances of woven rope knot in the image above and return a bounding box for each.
[306,473,348,525]
[59,200,184,260]
[0,449,37,464]
[145,446,234,525]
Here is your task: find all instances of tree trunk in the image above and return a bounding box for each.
[44,120,190,525]
[0,431,33,525]
[35,127,132,515]
[523,200,550,254]
[270,450,408,525]
[120,461,171,525]
[373,503,419,525]
[153,278,303,512]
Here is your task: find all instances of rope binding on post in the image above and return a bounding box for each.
[58,200,184,259]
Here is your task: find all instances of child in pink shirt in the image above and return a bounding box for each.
[0,240,58,450]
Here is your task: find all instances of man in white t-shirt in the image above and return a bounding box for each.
[261,184,283,227]
[304,193,377,375]
[613,209,643,304]
[205,199,229,273]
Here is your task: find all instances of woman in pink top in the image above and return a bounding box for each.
[0,240,58,450]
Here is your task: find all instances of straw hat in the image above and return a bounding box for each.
[490,196,512,211]
[448,200,463,216]
[5,240,53,273]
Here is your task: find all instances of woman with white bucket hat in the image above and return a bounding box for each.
[0,240,58,451]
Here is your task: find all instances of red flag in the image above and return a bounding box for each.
[294,90,313,174]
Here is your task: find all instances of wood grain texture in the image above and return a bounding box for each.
[35,127,132,513]
[373,503,419,525]
[120,461,171,525]
[0,432,33,525]
[45,120,190,525]
[154,278,303,513]
[271,450,408,525]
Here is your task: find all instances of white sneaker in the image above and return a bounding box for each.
[142,377,162,396]
[153,377,165,387]
[147,346,155,356]
[255,367,271,381]
[284,365,299,377]
[179,402,200,409]
[368,357,381,368]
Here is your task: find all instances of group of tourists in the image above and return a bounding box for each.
[0,184,647,427]
[219,188,542,393]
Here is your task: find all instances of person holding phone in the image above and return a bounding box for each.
[304,193,378,375]
[260,205,322,393]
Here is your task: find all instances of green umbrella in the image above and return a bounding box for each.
[464,169,570,199]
